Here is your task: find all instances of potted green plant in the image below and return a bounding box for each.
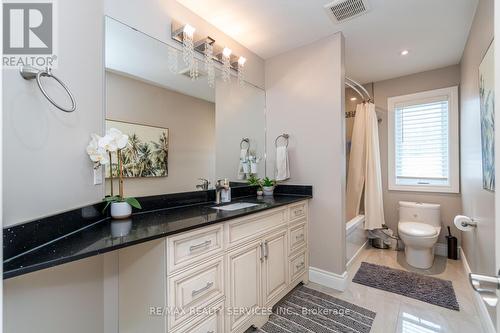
[261,177,276,196]
[247,175,263,196]
[87,128,142,219]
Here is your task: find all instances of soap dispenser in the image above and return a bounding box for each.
[221,178,231,203]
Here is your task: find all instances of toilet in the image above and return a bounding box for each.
[398,201,441,269]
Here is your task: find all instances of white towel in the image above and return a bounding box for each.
[275,146,290,181]
[238,148,248,179]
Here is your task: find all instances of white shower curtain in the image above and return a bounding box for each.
[346,104,366,221]
[346,103,385,230]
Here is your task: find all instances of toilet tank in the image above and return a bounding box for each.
[399,201,441,227]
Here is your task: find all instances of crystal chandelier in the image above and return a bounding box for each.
[238,56,246,86]
[222,47,232,83]
[204,41,215,87]
[182,24,198,79]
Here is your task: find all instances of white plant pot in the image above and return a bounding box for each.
[262,186,274,196]
[111,202,132,219]
[257,190,263,197]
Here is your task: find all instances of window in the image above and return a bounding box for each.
[388,86,459,193]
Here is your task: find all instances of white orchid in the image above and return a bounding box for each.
[98,128,129,152]
[86,134,109,166]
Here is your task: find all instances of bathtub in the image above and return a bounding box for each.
[346,215,368,268]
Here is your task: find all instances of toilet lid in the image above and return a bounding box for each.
[398,222,437,237]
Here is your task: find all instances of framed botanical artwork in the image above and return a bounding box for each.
[105,120,169,178]
[479,41,495,191]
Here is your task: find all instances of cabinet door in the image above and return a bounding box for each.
[262,228,288,306]
[226,240,263,332]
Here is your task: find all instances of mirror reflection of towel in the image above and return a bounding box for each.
[275,146,290,181]
[238,148,248,179]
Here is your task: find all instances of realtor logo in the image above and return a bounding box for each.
[3,0,57,67]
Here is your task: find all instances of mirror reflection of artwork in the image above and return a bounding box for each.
[106,120,169,178]
[479,42,495,191]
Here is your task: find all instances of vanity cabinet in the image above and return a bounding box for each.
[118,200,309,333]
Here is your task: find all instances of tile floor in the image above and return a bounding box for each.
[307,247,484,333]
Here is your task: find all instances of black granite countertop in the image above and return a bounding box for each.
[4,190,311,279]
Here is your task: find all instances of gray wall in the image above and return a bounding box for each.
[215,78,266,181]
[265,33,346,275]
[459,0,495,323]
[372,65,463,244]
[106,71,215,196]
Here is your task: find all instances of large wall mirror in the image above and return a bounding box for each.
[105,17,266,196]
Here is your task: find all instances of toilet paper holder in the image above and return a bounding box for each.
[454,215,477,228]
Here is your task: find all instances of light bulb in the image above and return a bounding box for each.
[223,47,232,58]
[183,24,195,38]
[238,56,247,66]
[400,49,409,56]
[350,97,357,101]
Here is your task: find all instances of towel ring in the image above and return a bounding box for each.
[275,134,289,148]
[20,66,76,113]
[240,138,250,149]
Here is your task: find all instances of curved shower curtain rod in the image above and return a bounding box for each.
[345,76,371,102]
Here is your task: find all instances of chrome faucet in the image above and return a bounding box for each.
[196,178,210,191]
[215,179,229,204]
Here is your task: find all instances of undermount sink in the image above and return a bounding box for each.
[211,202,260,211]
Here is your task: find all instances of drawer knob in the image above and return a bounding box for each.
[189,240,212,253]
[192,281,214,297]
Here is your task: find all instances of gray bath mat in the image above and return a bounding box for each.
[352,262,459,311]
[254,285,376,333]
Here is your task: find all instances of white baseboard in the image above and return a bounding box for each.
[346,240,368,269]
[460,248,496,333]
[309,267,348,291]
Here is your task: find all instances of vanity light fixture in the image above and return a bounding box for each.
[182,24,198,79]
[171,21,249,86]
[237,56,246,86]
[222,47,232,82]
[400,49,409,56]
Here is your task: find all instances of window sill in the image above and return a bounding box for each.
[388,184,459,194]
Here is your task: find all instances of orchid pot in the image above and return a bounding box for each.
[110,201,132,219]
[87,128,142,219]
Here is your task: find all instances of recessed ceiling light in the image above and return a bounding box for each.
[401,50,409,56]
[350,97,357,101]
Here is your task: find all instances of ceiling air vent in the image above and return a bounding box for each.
[324,0,370,24]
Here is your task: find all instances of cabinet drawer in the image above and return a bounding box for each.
[289,222,307,253]
[225,208,287,248]
[289,202,307,222]
[289,250,307,283]
[168,257,224,329]
[174,301,224,333]
[167,224,223,272]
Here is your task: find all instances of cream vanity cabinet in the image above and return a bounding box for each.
[118,200,309,333]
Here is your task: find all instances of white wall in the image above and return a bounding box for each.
[459,0,495,324]
[265,33,346,275]
[106,71,215,195]
[3,0,105,226]
[104,0,265,89]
